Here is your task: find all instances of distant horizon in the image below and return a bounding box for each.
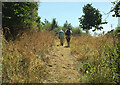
[38,2,118,35]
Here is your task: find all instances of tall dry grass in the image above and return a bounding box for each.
[2,30,55,83]
[71,35,119,83]
[71,35,114,61]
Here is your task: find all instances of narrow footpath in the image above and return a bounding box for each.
[43,40,80,83]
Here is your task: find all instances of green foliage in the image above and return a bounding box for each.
[80,37,120,83]
[52,27,61,36]
[43,19,49,25]
[36,16,42,31]
[63,20,72,30]
[68,23,72,30]
[39,18,50,31]
[72,27,82,35]
[111,1,120,17]
[2,2,39,40]
[42,22,52,31]
[50,18,58,31]
[62,27,67,32]
[116,27,120,33]
[71,35,120,83]
[79,4,103,31]
[106,27,120,37]
[63,20,68,28]
[87,42,120,83]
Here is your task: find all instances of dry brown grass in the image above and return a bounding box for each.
[71,35,116,63]
[2,30,55,83]
[71,34,119,83]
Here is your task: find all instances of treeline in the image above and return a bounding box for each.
[2,2,120,41]
[2,2,104,41]
[2,2,81,41]
[2,2,39,40]
[40,19,84,36]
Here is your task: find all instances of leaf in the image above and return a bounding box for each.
[8,17,11,19]
[112,14,115,17]
[118,11,120,13]
[111,1,116,4]
[113,75,115,79]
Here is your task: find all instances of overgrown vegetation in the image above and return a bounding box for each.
[2,2,40,40]
[71,33,120,83]
[2,31,55,83]
[111,1,120,17]
[2,1,120,83]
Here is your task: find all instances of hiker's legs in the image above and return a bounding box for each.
[60,37,64,46]
[61,37,64,46]
[67,41,69,47]
[66,37,70,47]
[68,37,70,46]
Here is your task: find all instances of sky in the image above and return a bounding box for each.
[38,2,118,35]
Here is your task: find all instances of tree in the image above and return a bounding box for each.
[63,20,72,31]
[36,16,42,31]
[41,19,49,27]
[111,1,120,17]
[44,19,49,25]
[72,27,82,35]
[2,2,39,40]
[68,23,72,30]
[42,22,51,31]
[79,4,103,32]
[63,20,68,28]
[50,18,58,31]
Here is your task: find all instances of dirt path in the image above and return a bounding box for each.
[43,39,80,83]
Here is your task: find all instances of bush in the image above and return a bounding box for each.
[72,27,82,36]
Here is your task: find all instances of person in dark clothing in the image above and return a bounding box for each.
[65,28,72,47]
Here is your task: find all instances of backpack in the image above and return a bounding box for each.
[65,29,71,36]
